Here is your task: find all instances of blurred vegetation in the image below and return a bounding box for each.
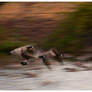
[1,3,92,54]
[0,26,31,54]
[41,3,92,53]
[0,41,26,54]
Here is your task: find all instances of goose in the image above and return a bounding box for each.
[9,45,64,69]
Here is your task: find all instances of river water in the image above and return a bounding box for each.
[0,55,92,90]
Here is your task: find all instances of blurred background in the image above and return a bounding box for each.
[0,2,92,54]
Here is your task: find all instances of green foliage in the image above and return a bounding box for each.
[0,26,33,54]
[43,3,92,52]
[0,41,26,54]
